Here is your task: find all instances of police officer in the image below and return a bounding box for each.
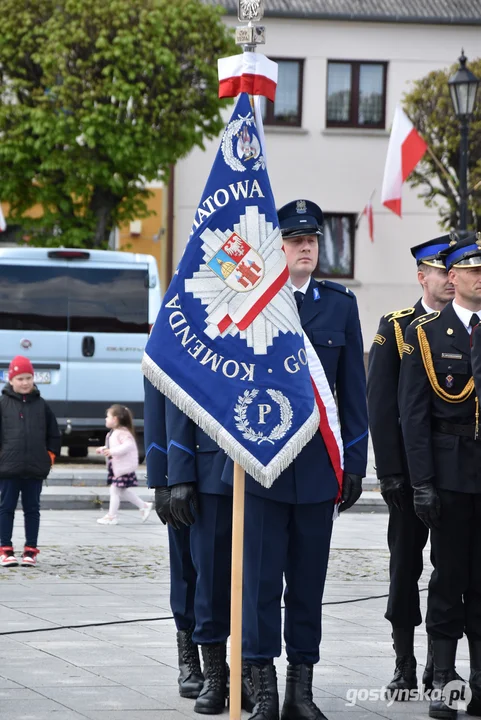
[399,234,481,719]
[367,237,454,694]
[224,200,368,720]
[144,379,204,700]
[145,384,255,716]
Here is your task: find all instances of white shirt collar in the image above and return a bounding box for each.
[421,300,435,314]
[452,300,481,333]
[293,278,311,296]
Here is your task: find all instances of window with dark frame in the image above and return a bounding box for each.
[326,61,387,129]
[314,214,355,280]
[260,59,304,126]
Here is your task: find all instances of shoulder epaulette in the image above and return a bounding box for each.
[318,279,353,297]
[409,311,440,329]
[384,307,415,322]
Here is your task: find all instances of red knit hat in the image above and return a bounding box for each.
[8,356,34,381]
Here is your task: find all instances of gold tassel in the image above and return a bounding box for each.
[392,319,404,360]
[417,326,474,403]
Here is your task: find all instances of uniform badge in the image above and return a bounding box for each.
[313,287,320,301]
[402,343,414,355]
[445,374,454,389]
[296,200,307,214]
[373,334,386,346]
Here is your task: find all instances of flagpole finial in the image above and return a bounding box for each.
[236,0,265,52]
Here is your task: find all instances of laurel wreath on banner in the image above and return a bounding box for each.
[221,113,265,173]
[234,389,293,445]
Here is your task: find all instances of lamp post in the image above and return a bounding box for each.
[448,50,480,231]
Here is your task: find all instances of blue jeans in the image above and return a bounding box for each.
[0,479,43,548]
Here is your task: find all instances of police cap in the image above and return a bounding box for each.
[410,235,452,268]
[277,199,323,239]
[441,232,481,271]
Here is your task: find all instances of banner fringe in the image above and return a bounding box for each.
[142,352,320,488]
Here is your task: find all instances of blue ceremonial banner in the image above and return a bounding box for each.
[142,92,319,486]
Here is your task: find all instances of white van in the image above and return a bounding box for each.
[0,247,161,456]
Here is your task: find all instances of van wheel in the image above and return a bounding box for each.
[68,446,89,458]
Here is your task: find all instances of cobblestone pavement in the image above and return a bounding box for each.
[0,544,431,585]
[0,511,467,720]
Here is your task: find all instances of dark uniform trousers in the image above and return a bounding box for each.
[242,494,334,664]
[368,300,429,629]
[223,277,368,664]
[144,379,198,634]
[165,397,233,647]
[400,303,481,640]
[385,488,429,628]
[429,488,481,640]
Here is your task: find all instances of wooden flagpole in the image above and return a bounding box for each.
[229,461,246,720]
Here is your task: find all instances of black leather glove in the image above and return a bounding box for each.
[170,483,199,527]
[380,475,406,512]
[339,473,363,513]
[154,487,181,529]
[413,483,441,530]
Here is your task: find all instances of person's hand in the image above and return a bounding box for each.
[154,487,181,529]
[95,446,105,455]
[380,475,405,511]
[101,448,110,457]
[170,483,199,526]
[413,483,441,530]
[48,451,56,466]
[339,473,363,513]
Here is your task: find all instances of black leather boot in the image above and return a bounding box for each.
[387,627,418,697]
[242,662,256,712]
[429,638,458,719]
[249,663,279,720]
[280,664,327,720]
[423,635,434,691]
[194,644,228,715]
[467,639,481,716]
[177,629,204,699]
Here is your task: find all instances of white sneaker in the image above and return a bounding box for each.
[140,502,153,523]
[97,515,118,525]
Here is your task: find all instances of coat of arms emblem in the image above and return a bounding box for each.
[207,232,264,292]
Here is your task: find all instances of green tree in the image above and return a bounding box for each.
[403,58,481,231]
[0,0,237,248]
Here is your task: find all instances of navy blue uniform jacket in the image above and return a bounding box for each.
[223,278,368,504]
[144,377,168,489]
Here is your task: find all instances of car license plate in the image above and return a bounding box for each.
[2,370,51,384]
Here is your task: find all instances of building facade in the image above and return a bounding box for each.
[174,0,481,342]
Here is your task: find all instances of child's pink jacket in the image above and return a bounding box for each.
[106,428,138,478]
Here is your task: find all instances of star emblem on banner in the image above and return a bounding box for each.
[184,206,301,356]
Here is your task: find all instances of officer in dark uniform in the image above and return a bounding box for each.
[144,379,204,700]
[399,234,481,719]
[367,237,454,694]
[223,200,368,720]
[145,385,255,716]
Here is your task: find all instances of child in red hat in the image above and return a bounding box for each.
[0,356,61,567]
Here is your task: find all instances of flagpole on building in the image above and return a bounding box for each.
[229,3,266,719]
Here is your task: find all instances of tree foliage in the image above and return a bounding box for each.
[0,0,237,247]
[403,58,481,231]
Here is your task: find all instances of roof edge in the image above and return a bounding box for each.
[220,8,481,25]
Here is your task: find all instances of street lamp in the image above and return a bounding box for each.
[448,50,480,230]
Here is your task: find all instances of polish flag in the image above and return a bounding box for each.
[0,204,6,232]
[381,106,427,217]
[218,52,278,102]
[363,197,374,242]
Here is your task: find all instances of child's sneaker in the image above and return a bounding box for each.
[0,546,18,567]
[21,547,39,567]
[97,515,118,525]
[140,502,153,523]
